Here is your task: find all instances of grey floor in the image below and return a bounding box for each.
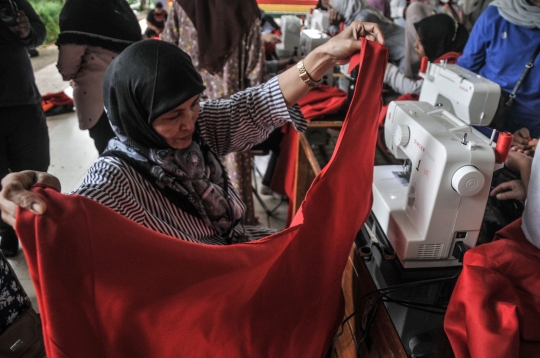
[8,38,288,312]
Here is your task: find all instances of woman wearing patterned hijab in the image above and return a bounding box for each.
[0,25,386,245]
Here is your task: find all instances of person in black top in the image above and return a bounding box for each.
[145,2,168,38]
[0,0,49,257]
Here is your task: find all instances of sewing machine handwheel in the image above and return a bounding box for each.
[451,166,485,196]
[393,124,410,147]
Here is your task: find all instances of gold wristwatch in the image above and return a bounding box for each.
[297,60,321,87]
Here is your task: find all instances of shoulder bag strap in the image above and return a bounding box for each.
[506,42,540,106]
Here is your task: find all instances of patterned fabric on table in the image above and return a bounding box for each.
[0,254,25,333]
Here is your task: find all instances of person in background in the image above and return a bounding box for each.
[328,0,406,70]
[162,0,265,224]
[0,0,48,257]
[384,13,469,94]
[390,0,407,26]
[403,0,437,78]
[490,149,532,202]
[145,2,167,39]
[56,0,141,154]
[457,0,540,147]
[368,0,392,20]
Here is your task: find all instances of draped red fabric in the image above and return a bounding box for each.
[271,85,347,224]
[16,40,387,358]
[444,218,540,358]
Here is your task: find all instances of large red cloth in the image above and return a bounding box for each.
[444,218,540,358]
[16,40,387,357]
[271,84,347,224]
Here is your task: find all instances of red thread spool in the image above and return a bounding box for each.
[495,131,514,163]
[419,56,428,73]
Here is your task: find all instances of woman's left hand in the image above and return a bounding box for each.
[323,21,385,65]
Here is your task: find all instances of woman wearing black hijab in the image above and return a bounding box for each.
[0,23,385,245]
[383,13,469,95]
[56,0,141,154]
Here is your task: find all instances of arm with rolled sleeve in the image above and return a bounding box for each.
[384,63,423,95]
[197,77,307,157]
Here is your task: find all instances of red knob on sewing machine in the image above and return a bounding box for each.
[419,56,429,73]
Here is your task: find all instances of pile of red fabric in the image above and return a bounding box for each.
[41,91,74,116]
[445,218,540,357]
[17,40,387,357]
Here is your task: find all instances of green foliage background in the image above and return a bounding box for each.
[28,0,64,45]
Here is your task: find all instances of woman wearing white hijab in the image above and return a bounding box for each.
[329,0,406,69]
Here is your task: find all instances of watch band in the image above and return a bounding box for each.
[297,60,321,87]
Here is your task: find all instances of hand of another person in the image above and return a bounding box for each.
[0,171,61,227]
[504,149,533,173]
[261,33,281,44]
[328,9,345,27]
[322,21,385,65]
[490,180,526,202]
[9,10,31,38]
[512,127,533,151]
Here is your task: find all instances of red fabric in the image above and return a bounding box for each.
[41,91,74,112]
[435,51,461,65]
[444,218,540,358]
[271,86,347,224]
[16,40,387,358]
[297,85,347,121]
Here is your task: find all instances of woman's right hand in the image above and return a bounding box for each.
[0,171,61,227]
[512,127,535,154]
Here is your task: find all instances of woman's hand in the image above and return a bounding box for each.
[512,128,535,154]
[277,21,384,108]
[490,180,526,202]
[328,8,345,27]
[9,10,31,38]
[0,171,61,227]
[505,149,533,173]
[322,21,385,65]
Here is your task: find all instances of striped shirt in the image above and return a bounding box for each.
[73,77,307,245]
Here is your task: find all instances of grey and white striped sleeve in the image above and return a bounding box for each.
[196,76,307,156]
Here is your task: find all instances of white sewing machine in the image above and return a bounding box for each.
[275,15,302,59]
[300,29,334,85]
[372,62,503,268]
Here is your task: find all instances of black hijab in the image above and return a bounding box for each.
[414,14,469,62]
[56,0,141,53]
[103,40,246,242]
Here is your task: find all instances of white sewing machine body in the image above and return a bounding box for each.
[308,9,329,32]
[275,15,302,59]
[372,63,502,268]
[300,29,333,85]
